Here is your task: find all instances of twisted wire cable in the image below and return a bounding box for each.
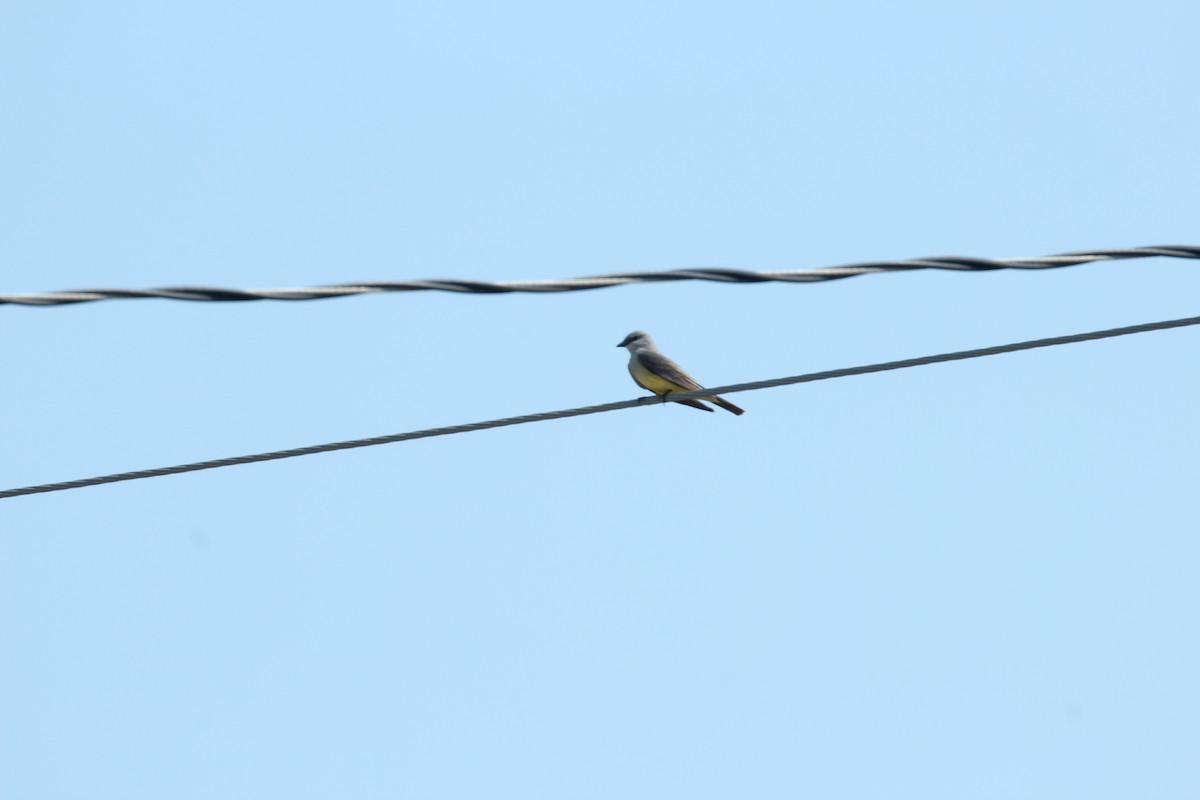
[2,312,1197,500]
[3,245,1197,307]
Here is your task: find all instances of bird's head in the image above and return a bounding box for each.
[617,330,655,351]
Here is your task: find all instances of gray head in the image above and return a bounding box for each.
[617,330,656,351]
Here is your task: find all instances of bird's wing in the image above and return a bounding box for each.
[638,351,705,391]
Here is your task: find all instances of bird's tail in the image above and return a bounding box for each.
[710,395,745,416]
[673,396,715,412]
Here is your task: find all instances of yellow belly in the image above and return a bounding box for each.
[630,361,685,395]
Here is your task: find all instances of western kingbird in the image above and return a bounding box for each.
[617,331,745,415]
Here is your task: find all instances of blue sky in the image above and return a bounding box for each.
[3,1,1199,798]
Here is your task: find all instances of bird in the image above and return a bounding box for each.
[617,330,745,415]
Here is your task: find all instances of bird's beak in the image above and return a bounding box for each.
[616,342,623,347]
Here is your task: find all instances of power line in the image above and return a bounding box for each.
[3,245,1198,308]
[2,313,1196,500]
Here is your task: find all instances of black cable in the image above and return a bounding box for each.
[2,313,1196,500]
[3,245,1197,307]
